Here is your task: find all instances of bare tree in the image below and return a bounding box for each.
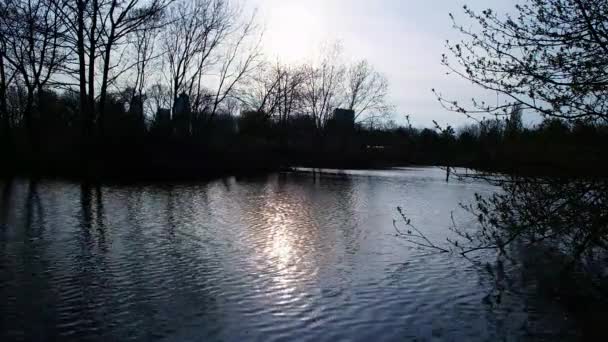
[96,0,169,135]
[161,0,234,114]
[0,48,7,135]
[130,20,160,101]
[0,0,66,148]
[402,0,608,299]
[0,3,14,145]
[51,0,167,140]
[247,55,390,131]
[240,61,305,146]
[438,0,608,124]
[51,0,98,141]
[274,63,305,128]
[301,43,345,130]
[146,82,171,116]
[243,62,282,115]
[345,59,390,122]
[207,11,262,121]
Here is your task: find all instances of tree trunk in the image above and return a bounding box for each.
[24,88,36,153]
[87,0,99,134]
[0,52,9,150]
[77,1,89,142]
[98,36,114,139]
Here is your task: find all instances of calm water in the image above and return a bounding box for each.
[0,167,578,341]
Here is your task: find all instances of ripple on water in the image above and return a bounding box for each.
[0,169,581,341]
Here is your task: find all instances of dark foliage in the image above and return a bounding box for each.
[2,84,607,181]
[393,2,608,329]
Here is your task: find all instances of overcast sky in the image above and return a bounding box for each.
[250,0,518,127]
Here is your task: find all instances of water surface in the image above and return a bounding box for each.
[0,167,577,341]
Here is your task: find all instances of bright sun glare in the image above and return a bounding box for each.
[261,2,326,62]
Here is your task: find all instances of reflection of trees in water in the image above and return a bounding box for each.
[0,179,13,265]
[165,185,176,239]
[467,244,589,340]
[95,185,106,250]
[80,183,107,251]
[1,180,61,339]
[79,183,223,339]
[140,184,220,339]
[318,173,360,258]
[25,180,44,236]
[397,173,608,339]
[1,181,226,339]
[450,176,608,291]
[0,179,14,227]
[79,184,94,247]
[386,168,607,339]
[74,183,109,338]
[467,175,608,339]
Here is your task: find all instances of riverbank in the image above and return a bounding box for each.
[3,155,607,183]
[0,145,425,183]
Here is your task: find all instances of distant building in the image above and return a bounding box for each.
[153,108,172,135]
[333,108,355,130]
[173,93,190,118]
[173,93,191,136]
[129,95,144,118]
[156,108,171,125]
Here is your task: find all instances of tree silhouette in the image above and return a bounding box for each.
[439,0,608,123]
[422,0,608,299]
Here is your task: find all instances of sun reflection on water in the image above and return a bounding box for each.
[256,192,319,314]
[265,210,295,263]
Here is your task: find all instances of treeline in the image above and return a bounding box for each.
[0,0,396,179]
[1,0,606,180]
[2,81,607,178]
[445,117,608,176]
[4,78,604,178]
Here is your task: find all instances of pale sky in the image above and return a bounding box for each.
[250,0,519,127]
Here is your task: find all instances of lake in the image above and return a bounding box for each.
[0,167,579,341]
